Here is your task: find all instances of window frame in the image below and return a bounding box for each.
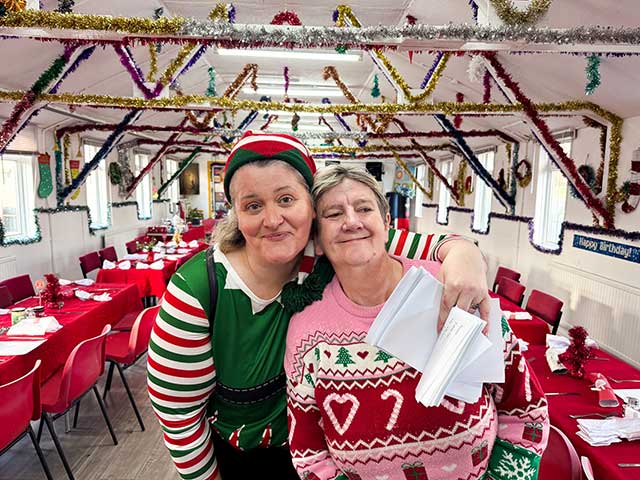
[133,148,153,220]
[0,150,37,240]
[83,139,111,229]
[436,158,453,225]
[413,163,426,218]
[471,149,496,234]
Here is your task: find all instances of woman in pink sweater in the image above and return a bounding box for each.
[285,165,549,480]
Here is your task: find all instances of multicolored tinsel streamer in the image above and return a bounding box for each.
[371,74,380,98]
[283,66,290,96]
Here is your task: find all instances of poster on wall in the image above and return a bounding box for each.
[212,165,224,183]
[179,164,200,195]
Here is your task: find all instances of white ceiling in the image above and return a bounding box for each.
[2,0,640,155]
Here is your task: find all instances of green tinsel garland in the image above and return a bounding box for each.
[585,55,601,95]
[371,73,380,98]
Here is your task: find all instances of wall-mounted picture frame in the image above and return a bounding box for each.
[179,163,200,195]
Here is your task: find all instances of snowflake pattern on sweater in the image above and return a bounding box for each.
[285,258,549,480]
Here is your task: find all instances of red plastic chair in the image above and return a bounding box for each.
[525,289,564,335]
[125,240,138,254]
[497,277,526,307]
[492,265,521,292]
[37,325,116,480]
[0,285,13,308]
[538,425,582,480]
[98,246,118,263]
[0,274,35,302]
[0,360,53,480]
[102,306,160,431]
[78,251,101,279]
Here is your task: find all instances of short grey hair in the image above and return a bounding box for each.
[213,159,312,253]
[312,164,389,219]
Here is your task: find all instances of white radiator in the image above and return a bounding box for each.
[0,256,17,281]
[550,262,640,366]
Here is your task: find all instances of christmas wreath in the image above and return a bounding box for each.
[515,159,533,188]
[108,162,122,185]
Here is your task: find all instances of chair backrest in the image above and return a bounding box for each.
[0,285,13,308]
[128,306,160,360]
[98,246,118,263]
[79,251,101,278]
[0,360,41,450]
[497,277,526,307]
[538,425,582,480]
[492,265,521,291]
[526,289,564,334]
[57,325,111,410]
[0,274,35,302]
[581,456,595,480]
[125,240,138,254]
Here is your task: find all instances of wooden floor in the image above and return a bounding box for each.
[0,358,179,480]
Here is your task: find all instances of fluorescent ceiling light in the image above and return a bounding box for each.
[218,48,361,62]
[268,123,332,133]
[242,87,344,97]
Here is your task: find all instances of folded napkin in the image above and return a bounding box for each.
[503,310,532,321]
[545,347,568,374]
[0,308,10,315]
[118,260,131,270]
[166,241,177,248]
[546,334,598,353]
[156,241,165,247]
[152,245,163,253]
[123,253,146,261]
[102,260,116,270]
[149,259,164,270]
[74,278,95,286]
[136,262,150,270]
[177,248,189,254]
[165,255,179,261]
[75,289,93,300]
[589,372,619,407]
[178,241,188,247]
[188,240,199,248]
[166,248,176,254]
[8,316,62,336]
[93,293,112,302]
[577,417,640,446]
[59,278,73,286]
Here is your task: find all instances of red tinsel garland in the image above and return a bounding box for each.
[270,11,302,26]
[454,92,464,128]
[483,52,614,228]
[558,326,593,379]
[41,273,63,307]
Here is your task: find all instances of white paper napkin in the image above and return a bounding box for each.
[503,310,532,320]
[166,248,176,254]
[75,278,95,286]
[59,278,73,286]
[152,245,163,252]
[188,240,199,248]
[166,241,177,248]
[177,248,189,254]
[75,289,93,300]
[0,308,10,315]
[165,255,179,261]
[118,260,131,270]
[102,260,116,270]
[123,253,146,261]
[156,241,165,247]
[93,293,112,302]
[150,259,164,270]
[178,241,188,247]
[8,316,62,336]
[136,262,150,270]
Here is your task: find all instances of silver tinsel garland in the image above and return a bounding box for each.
[207,127,368,142]
[179,21,640,49]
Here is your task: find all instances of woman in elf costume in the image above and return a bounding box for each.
[148,132,490,480]
[285,165,549,480]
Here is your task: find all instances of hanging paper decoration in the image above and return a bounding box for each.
[283,66,290,97]
[467,55,485,83]
[205,66,216,97]
[69,160,81,199]
[37,153,53,198]
[55,0,74,14]
[454,92,464,128]
[291,112,300,132]
[371,74,380,98]
[585,55,601,95]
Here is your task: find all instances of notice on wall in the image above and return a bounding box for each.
[572,234,640,264]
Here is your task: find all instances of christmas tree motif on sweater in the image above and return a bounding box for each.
[335,347,355,367]
[259,423,272,447]
[493,451,536,480]
[374,349,393,363]
[228,425,245,450]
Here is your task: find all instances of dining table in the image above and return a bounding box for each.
[525,344,640,480]
[489,291,551,345]
[0,282,140,385]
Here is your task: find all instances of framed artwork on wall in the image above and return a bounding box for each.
[179,163,200,195]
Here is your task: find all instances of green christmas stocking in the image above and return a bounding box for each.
[37,153,53,198]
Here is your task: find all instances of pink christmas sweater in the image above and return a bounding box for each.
[284,257,549,480]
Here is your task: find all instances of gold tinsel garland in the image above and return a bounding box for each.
[426,168,435,200]
[455,160,468,206]
[310,142,451,154]
[381,139,433,199]
[62,134,71,185]
[489,0,552,27]
[335,5,448,104]
[208,3,230,22]
[159,44,196,87]
[1,0,26,12]
[147,43,158,82]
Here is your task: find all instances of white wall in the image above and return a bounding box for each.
[415,120,640,366]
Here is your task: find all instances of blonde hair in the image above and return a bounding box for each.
[312,164,389,219]
[213,159,312,253]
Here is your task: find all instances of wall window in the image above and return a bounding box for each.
[134,150,152,219]
[84,141,110,228]
[413,164,426,218]
[533,137,571,249]
[166,158,180,209]
[0,153,36,239]
[437,159,453,224]
[472,150,495,233]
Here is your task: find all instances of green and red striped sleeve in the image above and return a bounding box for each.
[385,228,462,261]
[147,272,218,480]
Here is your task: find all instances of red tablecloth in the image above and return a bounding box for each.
[525,345,640,480]
[0,283,140,385]
[489,291,550,345]
[182,225,205,242]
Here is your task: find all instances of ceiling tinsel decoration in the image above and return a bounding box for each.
[208,3,235,23]
[454,92,464,128]
[55,0,74,14]
[283,66,290,97]
[1,0,26,14]
[489,0,551,26]
[371,74,380,98]
[205,66,216,97]
[585,55,601,95]
[270,10,302,26]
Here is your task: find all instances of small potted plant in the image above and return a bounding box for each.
[187,207,204,226]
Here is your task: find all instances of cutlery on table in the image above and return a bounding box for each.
[569,413,616,419]
[546,392,581,396]
[608,378,640,383]
[618,464,640,468]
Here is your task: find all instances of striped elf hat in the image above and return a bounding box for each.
[223,131,316,202]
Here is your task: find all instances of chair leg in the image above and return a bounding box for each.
[102,362,115,400]
[28,425,54,480]
[43,413,75,480]
[72,401,81,428]
[115,362,145,431]
[92,386,118,445]
[36,417,44,444]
